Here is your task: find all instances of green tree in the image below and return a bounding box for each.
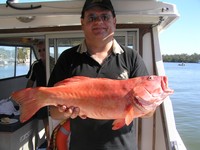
[162,53,200,63]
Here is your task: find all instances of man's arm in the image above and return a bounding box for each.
[26,79,34,88]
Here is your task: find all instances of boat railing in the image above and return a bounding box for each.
[163,97,187,150]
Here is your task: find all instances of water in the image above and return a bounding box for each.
[0,62,199,149]
[164,62,200,150]
[0,64,29,79]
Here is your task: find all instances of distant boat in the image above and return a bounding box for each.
[178,62,185,66]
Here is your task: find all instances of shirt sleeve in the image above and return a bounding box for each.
[26,62,36,81]
[130,51,149,77]
[120,45,149,78]
[47,58,67,87]
[48,50,72,87]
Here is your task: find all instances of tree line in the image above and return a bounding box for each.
[162,53,200,63]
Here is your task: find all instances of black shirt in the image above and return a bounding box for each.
[26,59,46,86]
[48,40,149,150]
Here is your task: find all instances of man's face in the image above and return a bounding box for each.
[81,7,116,41]
[37,43,45,60]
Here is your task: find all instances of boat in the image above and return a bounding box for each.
[0,0,187,150]
[178,62,185,66]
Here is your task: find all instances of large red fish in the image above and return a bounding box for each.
[11,75,173,130]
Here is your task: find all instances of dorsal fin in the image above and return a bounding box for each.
[54,76,91,87]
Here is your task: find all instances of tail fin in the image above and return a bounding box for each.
[11,88,44,123]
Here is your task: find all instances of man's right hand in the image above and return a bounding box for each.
[57,105,87,119]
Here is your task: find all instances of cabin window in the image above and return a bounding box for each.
[45,30,138,79]
[49,37,83,60]
[115,31,137,50]
[0,45,35,80]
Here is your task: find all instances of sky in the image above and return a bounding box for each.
[159,0,200,55]
[0,0,199,55]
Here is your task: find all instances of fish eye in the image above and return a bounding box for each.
[147,76,154,80]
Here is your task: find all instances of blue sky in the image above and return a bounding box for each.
[159,0,200,55]
[1,0,199,55]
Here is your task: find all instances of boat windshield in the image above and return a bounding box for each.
[0,0,65,4]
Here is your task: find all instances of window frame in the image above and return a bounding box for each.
[0,44,35,80]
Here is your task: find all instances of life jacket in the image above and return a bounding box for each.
[49,119,70,150]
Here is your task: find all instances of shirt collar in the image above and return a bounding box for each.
[77,39,124,54]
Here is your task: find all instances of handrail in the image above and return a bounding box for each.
[6,0,41,10]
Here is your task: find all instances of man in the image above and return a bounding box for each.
[26,41,46,88]
[26,41,50,147]
[48,0,150,149]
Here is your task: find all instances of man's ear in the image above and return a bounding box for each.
[81,18,84,29]
[114,17,117,25]
[113,17,117,29]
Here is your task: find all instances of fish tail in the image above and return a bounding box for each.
[11,88,45,123]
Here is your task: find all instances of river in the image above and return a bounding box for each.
[164,62,200,150]
[0,62,199,149]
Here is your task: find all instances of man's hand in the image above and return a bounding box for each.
[57,105,87,119]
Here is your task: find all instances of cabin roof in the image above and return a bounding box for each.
[0,0,179,31]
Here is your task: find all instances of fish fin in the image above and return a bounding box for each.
[112,119,126,130]
[54,76,91,86]
[11,88,44,123]
[112,105,134,130]
[124,105,134,125]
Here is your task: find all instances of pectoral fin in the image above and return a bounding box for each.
[112,119,125,130]
[125,105,134,125]
[112,105,134,130]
